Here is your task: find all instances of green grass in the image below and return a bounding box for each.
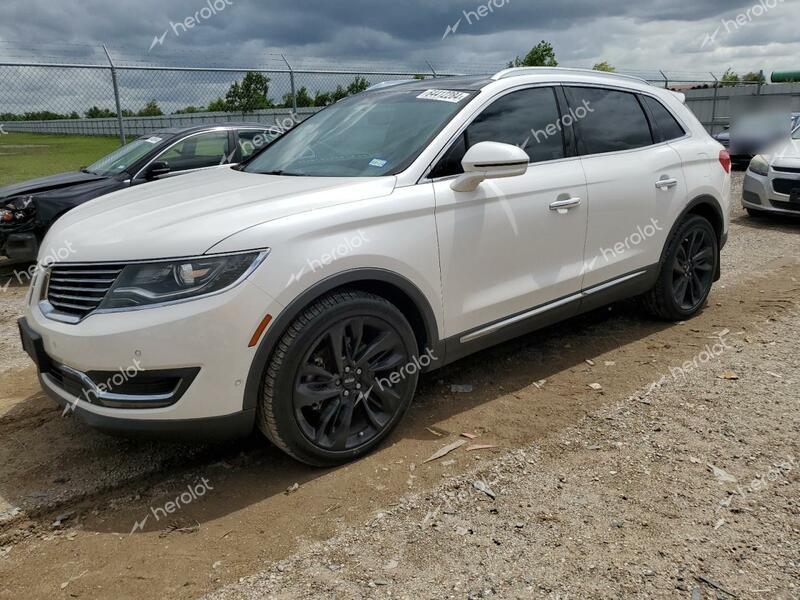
[0,133,121,186]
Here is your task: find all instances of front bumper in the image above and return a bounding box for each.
[0,232,39,262]
[22,275,283,438]
[41,371,255,441]
[742,169,800,215]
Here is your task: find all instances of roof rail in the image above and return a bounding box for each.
[491,67,651,86]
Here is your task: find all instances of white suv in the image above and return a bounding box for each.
[20,68,731,466]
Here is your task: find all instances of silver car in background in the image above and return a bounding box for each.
[742,123,800,217]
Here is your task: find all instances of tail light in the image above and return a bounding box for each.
[719,149,731,174]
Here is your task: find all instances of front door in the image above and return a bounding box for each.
[431,86,589,339]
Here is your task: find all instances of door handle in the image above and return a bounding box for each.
[549,197,582,213]
[655,178,678,190]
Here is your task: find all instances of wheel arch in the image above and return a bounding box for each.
[243,268,442,411]
[660,195,725,281]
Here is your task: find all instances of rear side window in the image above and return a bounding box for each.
[564,87,654,155]
[429,87,564,179]
[640,95,686,142]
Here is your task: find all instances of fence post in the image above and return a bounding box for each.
[710,72,720,135]
[659,70,669,89]
[757,69,764,96]
[281,54,297,116]
[426,60,438,79]
[102,44,126,146]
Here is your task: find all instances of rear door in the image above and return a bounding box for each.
[564,86,687,290]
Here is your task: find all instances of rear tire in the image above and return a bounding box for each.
[256,290,419,466]
[641,215,718,321]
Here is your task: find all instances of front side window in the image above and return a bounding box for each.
[430,87,565,179]
[157,131,231,172]
[243,88,474,177]
[564,87,654,155]
[641,95,686,142]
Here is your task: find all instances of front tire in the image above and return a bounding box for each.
[642,215,718,321]
[257,290,419,466]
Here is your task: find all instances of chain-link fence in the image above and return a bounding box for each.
[1,43,797,142]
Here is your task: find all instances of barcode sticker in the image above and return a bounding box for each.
[417,90,470,103]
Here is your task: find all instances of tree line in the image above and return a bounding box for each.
[0,73,372,122]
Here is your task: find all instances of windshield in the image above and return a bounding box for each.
[86,135,168,176]
[244,88,475,177]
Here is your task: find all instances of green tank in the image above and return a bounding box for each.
[771,71,800,83]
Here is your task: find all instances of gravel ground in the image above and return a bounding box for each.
[207,267,800,600]
[1,171,799,599]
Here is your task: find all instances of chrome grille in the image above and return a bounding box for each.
[46,263,125,318]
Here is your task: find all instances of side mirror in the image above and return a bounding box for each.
[451,142,530,192]
[145,161,171,180]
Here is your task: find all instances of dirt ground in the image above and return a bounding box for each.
[0,171,798,599]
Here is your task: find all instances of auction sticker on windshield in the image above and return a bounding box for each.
[416,90,470,103]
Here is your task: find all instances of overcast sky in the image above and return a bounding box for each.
[0,0,798,76]
[0,0,797,115]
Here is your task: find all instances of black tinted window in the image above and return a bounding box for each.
[641,95,686,142]
[565,87,654,154]
[430,87,564,178]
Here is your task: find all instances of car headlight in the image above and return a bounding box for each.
[7,196,34,211]
[98,250,269,311]
[1,196,36,223]
[748,155,770,176]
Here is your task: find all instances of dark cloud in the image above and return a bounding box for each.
[0,0,796,75]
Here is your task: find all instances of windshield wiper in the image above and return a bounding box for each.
[259,169,303,177]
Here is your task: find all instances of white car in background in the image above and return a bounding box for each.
[19,67,731,466]
[743,124,800,217]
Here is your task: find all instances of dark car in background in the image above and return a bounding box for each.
[0,123,278,262]
[718,112,800,165]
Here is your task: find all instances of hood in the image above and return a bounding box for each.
[0,171,126,226]
[41,167,397,263]
[0,171,109,200]
[763,138,800,168]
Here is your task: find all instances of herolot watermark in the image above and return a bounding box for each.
[375,348,437,391]
[719,456,795,510]
[701,0,786,49]
[599,219,664,263]
[1,241,76,293]
[520,100,594,148]
[668,330,733,382]
[442,0,511,40]
[130,478,214,534]
[62,358,145,416]
[286,231,370,287]
[580,219,663,276]
[150,0,235,51]
[235,114,304,160]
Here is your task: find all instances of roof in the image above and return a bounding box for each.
[368,67,655,96]
[366,76,494,93]
[145,122,270,137]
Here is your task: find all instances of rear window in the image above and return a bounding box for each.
[641,96,686,142]
[564,87,654,155]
